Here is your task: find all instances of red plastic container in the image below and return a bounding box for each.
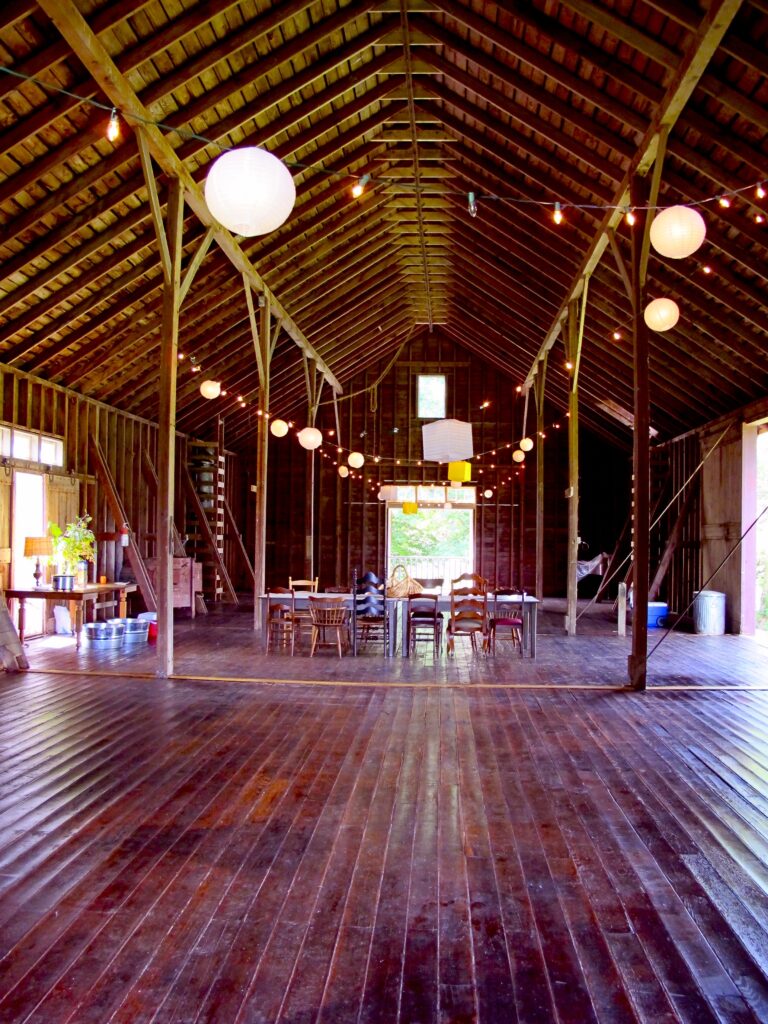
[148,622,158,641]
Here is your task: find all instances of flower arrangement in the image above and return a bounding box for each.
[49,513,96,575]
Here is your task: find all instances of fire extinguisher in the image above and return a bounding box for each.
[120,523,130,548]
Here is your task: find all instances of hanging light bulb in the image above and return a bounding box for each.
[625,208,636,226]
[270,418,289,437]
[520,437,534,452]
[553,202,563,225]
[297,426,323,450]
[199,379,221,400]
[351,173,370,199]
[467,191,478,218]
[649,205,706,259]
[106,108,120,143]
[205,147,296,236]
[644,297,680,332]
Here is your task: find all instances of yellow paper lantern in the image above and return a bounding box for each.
[402,501,418,514]
[447,461,471,483]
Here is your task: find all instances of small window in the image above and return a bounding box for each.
[12,429,37,461]
[0,426,10,457]
[417,375,446,419]
[40,436,64,467]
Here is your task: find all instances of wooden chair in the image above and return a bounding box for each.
[450,572,488,592]
[446,586,488,655]
[288,576,319,643]
[266,587,297,655]
[487,589,523,655]
[352,571,389,653]
[308,596,348,658]
[407,592,442,655]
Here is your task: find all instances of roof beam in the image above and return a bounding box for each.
[36,0,342,395]
[524,0,744,388]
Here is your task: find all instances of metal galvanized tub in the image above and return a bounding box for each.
[107,617,150,643]
[84,621,125,649]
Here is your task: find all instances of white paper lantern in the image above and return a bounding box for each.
[443,501,453,510]
[512,449,525,463]
[644,297,680,332]
[649,205,706,259]
[199,379,221,400]
[204,147,296,236]
[348,451,365,469]
[270,418,289,437]
[338,465,349,478]
[519,436,534,452]
[422,419,474,462]
[297,426,323,450]
[483,489,493,498]
[377,485,398,502]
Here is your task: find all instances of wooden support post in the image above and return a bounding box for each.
[628,174,651,691]
[564,290,584,636]
[248,285,271,618]
[534,357,547,600]
[154,175,184,677]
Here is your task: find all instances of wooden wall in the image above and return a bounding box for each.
[254,332,631,596]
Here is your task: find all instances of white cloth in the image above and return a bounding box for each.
[576,553,607,581]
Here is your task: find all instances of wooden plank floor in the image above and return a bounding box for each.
[2,661,768,1021]
[12,600,768,688]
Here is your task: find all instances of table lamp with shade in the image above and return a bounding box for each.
[24,536,53,587]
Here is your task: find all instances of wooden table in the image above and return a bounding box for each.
[260,593,399,656]
[5,582,138,650]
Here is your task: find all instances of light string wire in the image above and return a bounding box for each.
[1,64,765,211]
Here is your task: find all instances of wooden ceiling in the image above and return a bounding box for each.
[0,0,766,448]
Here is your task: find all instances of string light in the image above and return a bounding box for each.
[625,208,636,226]
[351,173,370,198]
[553,202,563,225]
[718,195,731,208]
[106,108,120,142]
[757,184,766,200]
[467,191,478,218]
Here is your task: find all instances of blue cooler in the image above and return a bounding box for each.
[647,601,668,628]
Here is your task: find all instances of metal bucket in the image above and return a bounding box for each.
[107,617,149,643]
[84,621,125,649]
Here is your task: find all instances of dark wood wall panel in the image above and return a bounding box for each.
[256,332,631,595]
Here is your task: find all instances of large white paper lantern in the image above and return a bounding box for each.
[644,297,679,332]
[348,451,365,469]
[297,426,323,450]
[270,418,289,437]
[199,379,221,399]
[204,147,296,236]
[649,206,706,259]
[422,419,473,462]
[519,436,534,452]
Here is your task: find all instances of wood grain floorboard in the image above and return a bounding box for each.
[2,655,768,1022]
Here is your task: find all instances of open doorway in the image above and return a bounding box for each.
[756,429,768,637]
[386,486,475,592]
[12,470,47,636]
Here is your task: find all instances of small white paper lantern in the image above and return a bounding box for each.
[377,485,398,501]
[199,379,221,400]
[297,426,323,450]
[483,489,493,498]
[338,465,349,478]
[644,297,680,332]
[649,205,706,259]
[348,451,365,469]
[422,419,474,462]
[512,449,525,463]
[204,147,296,236]
[519,436,534,452]
[270,418,289,437]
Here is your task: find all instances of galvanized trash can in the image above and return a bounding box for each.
[692,590,726,635]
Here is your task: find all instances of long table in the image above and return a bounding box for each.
[6,582,138,650]
[260,592,538,658]
[401,593,539,658]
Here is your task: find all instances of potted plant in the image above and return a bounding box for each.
[49,513,96,591]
